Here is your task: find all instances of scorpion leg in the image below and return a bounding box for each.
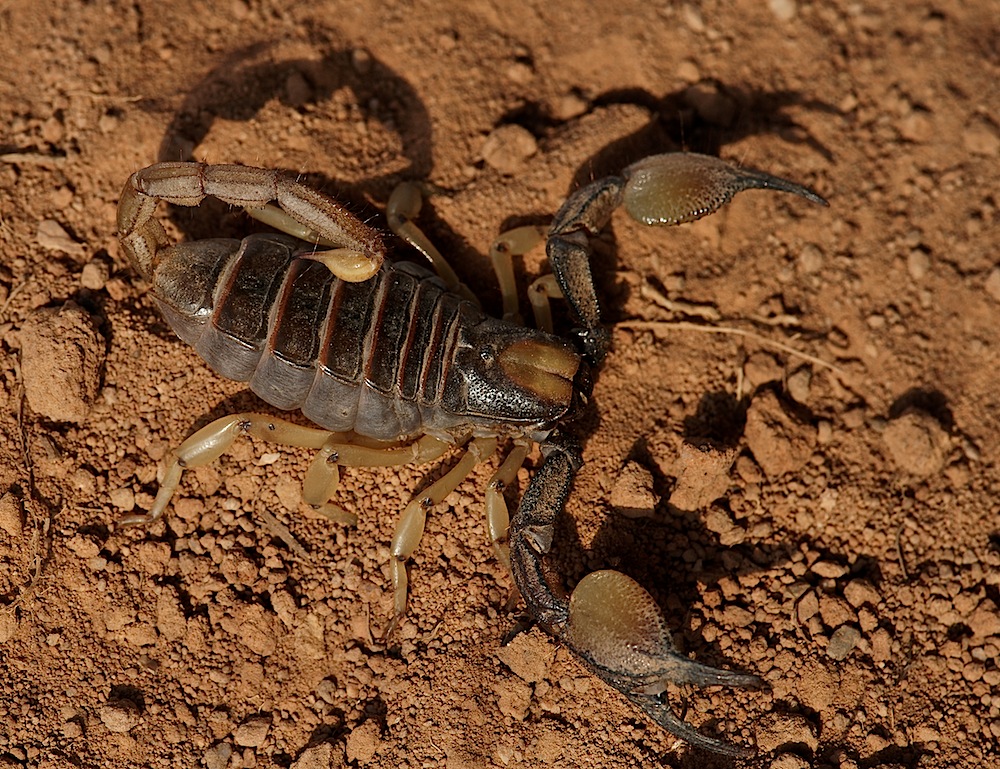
[509,436,762,757]
[304,433,453,524]
[386,182,478,304]
[484,441,531,574]
[526,274,563,335]
[119,412,450,528]
[489,225,547,323]
[546,152,827,363]
[118,162,386,282]
[386,435,498,635]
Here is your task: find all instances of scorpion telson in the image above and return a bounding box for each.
[116,152,827,755]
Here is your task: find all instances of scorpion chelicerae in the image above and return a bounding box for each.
[116,153,826,756]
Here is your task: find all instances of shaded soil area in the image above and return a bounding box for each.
[1,1,998,767]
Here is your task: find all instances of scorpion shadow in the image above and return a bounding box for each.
[151,42,433,244]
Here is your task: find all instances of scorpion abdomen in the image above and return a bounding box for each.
[150,232,483,441]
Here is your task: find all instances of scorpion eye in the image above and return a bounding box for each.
[479,346,495,364]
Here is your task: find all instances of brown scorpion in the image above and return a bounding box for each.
[116,153,826,756]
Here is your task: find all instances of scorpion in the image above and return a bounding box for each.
[116,152,826,756]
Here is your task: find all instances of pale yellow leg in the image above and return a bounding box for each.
[120,413,332,527]
[303,434,452,524]
[484,441,531,573]
[119,412,451,529]
[386,182,478,304]
[489,225,546,323]
[247,203,380,284]
[527,273,563,334]
[386,436,499,635]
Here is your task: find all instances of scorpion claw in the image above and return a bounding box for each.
[621,152,828,227]
[565,570,761,757]
[511,439,762,756]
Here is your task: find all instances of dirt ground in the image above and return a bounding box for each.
[1,0,998,767]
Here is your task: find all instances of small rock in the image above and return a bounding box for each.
[844,579,881,608]
[0,609,18,644]
[36,219,85,257]
[882,411,949,477]
[80,258,111,290]
[907,250,930,280]
[797,243,823,274]
[985,268,1000,302]
[745,390,816,478]
[768,0,797,21]
[344,720,381,764]
[19,302,106,423]
[744,351,783,388]
[497,679,532,721]
[204,743,233,769]
[963,118,999,157]
[610,460,656,518]
[497,630,554,683]
[481,125,538,175]
[756,711,818,752]
[234,714,271,747]
[827,625,861,660]
[796,590,819,623]
[786,366,812,404]
[810,560,848,579]
[967,599,1000,639]
[668,443,737,511]
[819,595,857,628]
[291,743,342,769]
[769,754,811,769]
[0,493,24,538]
[100,699,141,733]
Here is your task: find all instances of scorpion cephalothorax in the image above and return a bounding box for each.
[116,152,826,756]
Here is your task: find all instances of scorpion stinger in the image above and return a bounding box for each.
[508,153,828,755]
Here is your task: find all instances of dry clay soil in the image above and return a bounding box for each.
[1,1,999,768]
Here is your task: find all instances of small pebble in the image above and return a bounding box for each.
[19,302,106,423]
[610,460,656,518]
[827,625,861,660]
[100,700,141,733]
[882,411,948,477]
[481,125,538,175]
[234,714,271,747]
[204,743,233,769]
[768,0,797,21]
[0,493,24,538]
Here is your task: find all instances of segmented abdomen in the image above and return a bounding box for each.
[150,233,481,440]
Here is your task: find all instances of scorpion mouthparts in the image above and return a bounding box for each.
[498,339,580,404]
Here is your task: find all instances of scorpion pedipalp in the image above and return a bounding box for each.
[507,152,827,756]
[510,439,762,757]
[544,152,828,364]
[567,570,763,758]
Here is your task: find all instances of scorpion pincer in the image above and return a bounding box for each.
[116,153,826,756]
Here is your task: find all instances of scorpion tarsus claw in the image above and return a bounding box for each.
[565,570,761,757]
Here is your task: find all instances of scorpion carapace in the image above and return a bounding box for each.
[116,152,827,756]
